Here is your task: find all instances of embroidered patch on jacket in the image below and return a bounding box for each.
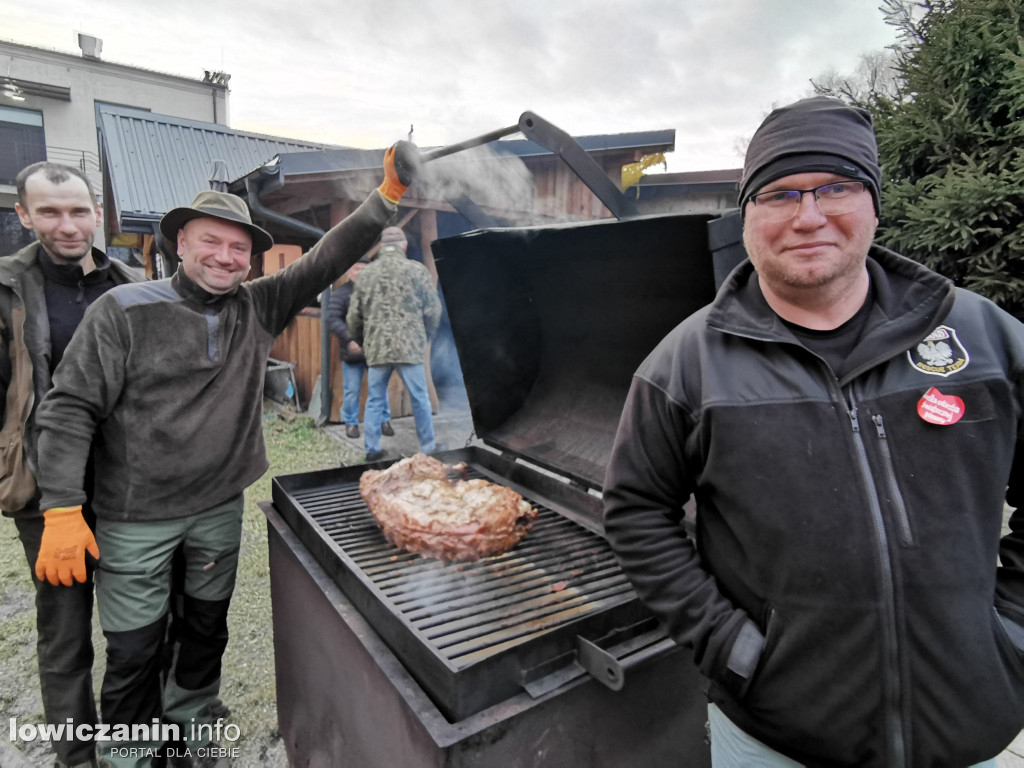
[907,325,969,377]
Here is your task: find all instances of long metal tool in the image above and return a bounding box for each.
[517,111,638,219]
[416,111,638,220]
[420,124,520,163]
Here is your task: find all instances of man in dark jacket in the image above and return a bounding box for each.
[31,145,414,768]
[1,161,140,768]
[603,97,1024,768]
[326,255,392,438]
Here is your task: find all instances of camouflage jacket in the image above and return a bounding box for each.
[346,245,442,366]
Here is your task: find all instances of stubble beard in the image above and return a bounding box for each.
[42,237,94,266]
[743,231,870,302]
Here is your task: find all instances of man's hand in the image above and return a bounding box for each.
[35,506,98,586]
[347,341,362,356]
[378,141,419,203]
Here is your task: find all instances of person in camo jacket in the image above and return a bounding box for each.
[347,226,442,463]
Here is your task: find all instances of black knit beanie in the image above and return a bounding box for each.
[739,96,881,216]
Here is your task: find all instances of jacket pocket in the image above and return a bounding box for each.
[724,606,778,699]
[0,423,37,512]
[870,414,915,547]
[0,304,36,513]
[993,607,1024,685]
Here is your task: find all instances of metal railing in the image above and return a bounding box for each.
[0,140,102,196]
[43,145,103,195]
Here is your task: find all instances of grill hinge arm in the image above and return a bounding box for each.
[520,621,678,697]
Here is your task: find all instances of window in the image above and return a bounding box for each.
[0,105,45,186]
[0,209,37,255]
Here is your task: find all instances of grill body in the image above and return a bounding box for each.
[266,500,712,767]
[272,447,657,721]
[267,210,722,765]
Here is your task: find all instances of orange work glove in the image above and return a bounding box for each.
[377,141,419,203]
[34,505,99,586]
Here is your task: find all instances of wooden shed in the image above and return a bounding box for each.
[235,125,678,423]
[94,105,713,425]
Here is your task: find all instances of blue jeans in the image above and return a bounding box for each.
[341,360,390,425]
[708,703,999,768]
[365,363,435,453]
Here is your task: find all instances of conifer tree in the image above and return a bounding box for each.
[820,1,1024,317]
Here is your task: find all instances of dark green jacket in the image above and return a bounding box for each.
[35,191,394,520]
[0,243,140,516]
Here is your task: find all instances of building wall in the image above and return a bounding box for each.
[634,188,739,216]
[0,38,228,251]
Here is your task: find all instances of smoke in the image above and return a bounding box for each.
[299,139,605,229]
[418,143,538,225]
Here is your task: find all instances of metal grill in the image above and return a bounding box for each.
[271,450,651,721]
[288,468,633,665]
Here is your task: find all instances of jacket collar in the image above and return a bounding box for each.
[376,244,407,260]
[0,242,111,276]
[171,265,238,307]
[0,242,43,282]
[706,245,956,379]
[36,246,111,285]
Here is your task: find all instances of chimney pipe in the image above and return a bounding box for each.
[77,34,102,60]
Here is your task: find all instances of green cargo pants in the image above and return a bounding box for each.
[94,495,243,768]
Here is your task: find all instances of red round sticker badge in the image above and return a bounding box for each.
[917,387,965,426]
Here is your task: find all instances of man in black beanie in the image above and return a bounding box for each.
[604,96,1024,767]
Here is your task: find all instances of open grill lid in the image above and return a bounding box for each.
[433,213,719,492]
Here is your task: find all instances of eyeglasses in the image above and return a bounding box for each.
[747,180,869,222]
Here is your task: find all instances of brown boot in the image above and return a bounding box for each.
[345,424,360,438]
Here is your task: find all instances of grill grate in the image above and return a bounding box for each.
[288,465,634,668]
[271,449,651,721]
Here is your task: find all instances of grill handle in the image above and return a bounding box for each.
[521,620,679,697]
[577,634,678,692]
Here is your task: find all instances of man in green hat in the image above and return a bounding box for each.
[31,144,416,767]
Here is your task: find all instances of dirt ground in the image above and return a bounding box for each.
[0,495,289,768]
[3,414,1024,766]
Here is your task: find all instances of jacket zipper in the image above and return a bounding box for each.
[871,415,914,546]
[847,390,907,767]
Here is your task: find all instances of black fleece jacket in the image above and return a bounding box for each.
[325,281,364,364]
[603,246,1024,767]
[35,191,393,521]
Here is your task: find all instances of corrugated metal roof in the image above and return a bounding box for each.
[501,128,675,157]
[100,101,677,231]
[98,103,337,231]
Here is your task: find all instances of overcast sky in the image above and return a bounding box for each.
[5,1,899,172]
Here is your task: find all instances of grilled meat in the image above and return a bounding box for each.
[359,453,538,561]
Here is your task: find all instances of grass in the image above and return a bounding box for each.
[0,407,360,766]
[226,409,359,764]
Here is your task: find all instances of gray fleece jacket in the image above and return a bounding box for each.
[35,191,394,520]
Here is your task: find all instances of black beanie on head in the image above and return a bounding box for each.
[739,96,881,216]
